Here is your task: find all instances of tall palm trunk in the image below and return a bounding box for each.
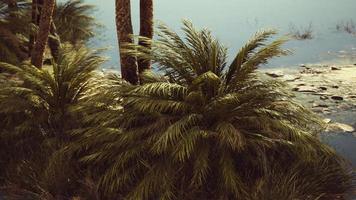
[47,2,61,62]
[31,0,55,68]
[138,0,153,76]
[115,0,138,85]
[30,0,60,62]
[29,0,42,57]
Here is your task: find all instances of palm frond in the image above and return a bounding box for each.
[69,21,353,199]
[54,0,99,45]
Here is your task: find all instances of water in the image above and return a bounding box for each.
[322,133,356,166]
[85,0,356,69]
[321,111,356,167]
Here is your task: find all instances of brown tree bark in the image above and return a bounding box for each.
[115,0,138,85]
[29,0,42,57]
[138,0,153,76]
[31,0,55,68]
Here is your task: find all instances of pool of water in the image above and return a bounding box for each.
[321,111,356,167]
[322,133,356,167]
[83,0,356,68]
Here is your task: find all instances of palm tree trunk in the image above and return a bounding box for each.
[47,1,61,62]
[29,0,40,57]
[115,0,138,85]
[30,0,60,62]
[48,22,61,62]
[138,0,153,76]
[31,0,55,68]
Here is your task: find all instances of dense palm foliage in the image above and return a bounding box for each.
[0,1,353,198]
[53,0,99,45]
[0,45,105,199]
[0,0,99,64]
[69,21,353,199]
[0,0,30,64]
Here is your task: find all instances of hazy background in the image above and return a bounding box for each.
[83,0,356,69]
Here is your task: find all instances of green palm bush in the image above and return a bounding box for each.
[0,45,104,138]
[72,21,353,199]
[0,45,105,198]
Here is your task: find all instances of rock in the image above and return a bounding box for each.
[299,64,310,69]
[312,103,329,108]
[331,85,339,89]
[325,122,355,133]
[266,71,284,78]
[322,110,331,115]
[296,83,306,86]
[347,95,356,99]
[320,96,329,100]
[337,104,350,110]
[331,66,341,70]
[295,86,317,93]
[331,96,344,101]
[281,74,301,81]
[314,92,331,96]
[319,86,328,90]
[311,107,324,113]
[323,118,332,124]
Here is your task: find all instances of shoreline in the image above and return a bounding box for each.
[100,63,356,135]
[261,64,356,135]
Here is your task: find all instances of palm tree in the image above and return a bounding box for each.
[0,0,29,64]
[31,0,55,68]
[0,45,106,198]
[53,0,98,45]
[115,0,138,85]
[29,0,41,56]
[138,0,153,76]
[0,45,105,140]
[0,0,98,64]
[72,21,352,199]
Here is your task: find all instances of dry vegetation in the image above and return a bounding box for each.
[336,19,356,36]
[289,23,314,40]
